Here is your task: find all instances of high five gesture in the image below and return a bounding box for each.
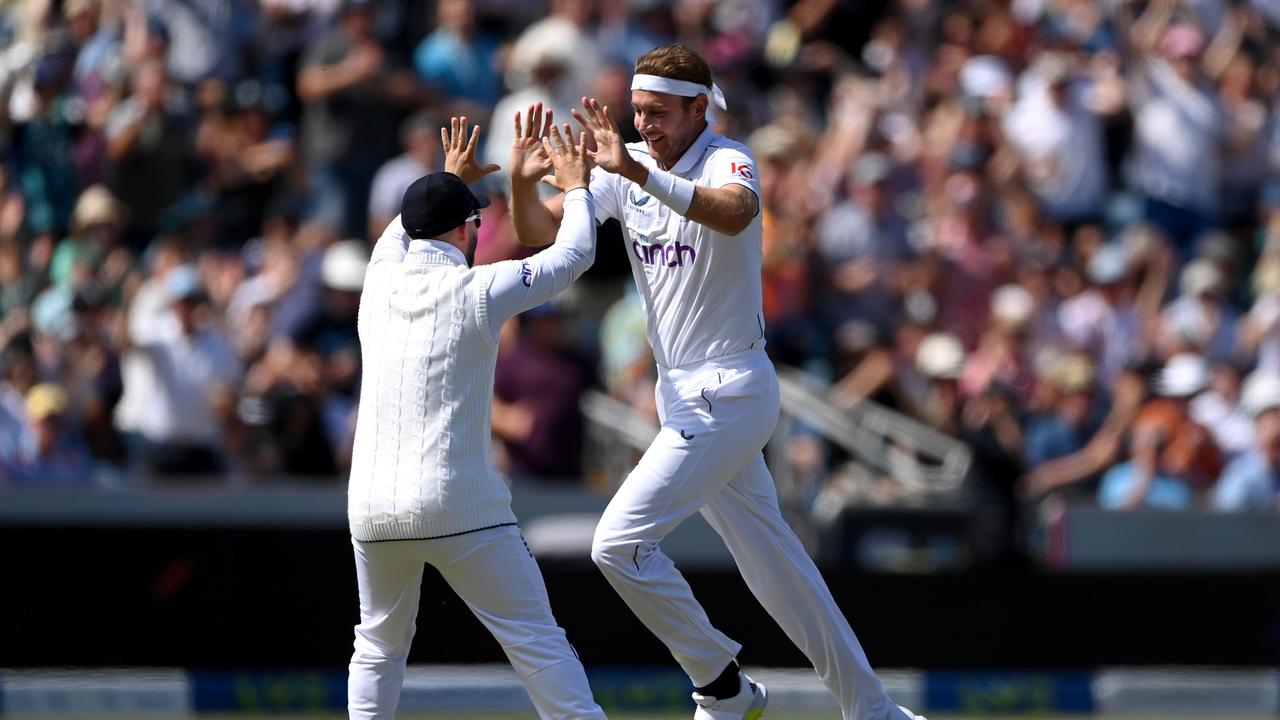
[571,97,646,185]
[540,124,594,193]
[510,103,555,185]
[441,116,501,186]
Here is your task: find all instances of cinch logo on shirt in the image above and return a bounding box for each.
[633,240,697,267]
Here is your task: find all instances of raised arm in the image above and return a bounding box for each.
[508,103,566,247]
[483,125,597,339]
[573,98,758,236]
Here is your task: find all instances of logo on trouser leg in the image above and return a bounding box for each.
[679,429,696,441]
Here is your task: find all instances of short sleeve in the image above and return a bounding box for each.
[706,145,762,202]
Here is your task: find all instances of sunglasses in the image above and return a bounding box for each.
[466,212,482,229]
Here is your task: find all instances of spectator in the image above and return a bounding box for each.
[1002,52,1110,225]
[0,0,1278,512]
[1189,359,1254,460]
[494,304,593,481]
[296,0,407,236]
[1059,242,1148,385]
[105,60,192,250]
[1126,0,1233,250]
[1,383,93,486]
[121,265,241,476]
[482,26,579,190]
[1214,371,1280,511]
[367,111,440,239]
[816,152,912,338]
[13,53,80,240]
[0,335,38,464]
[1158,258,1239,362]
[1024,354,1102,471]
[914,332,966,436]
[412,0,501,109]
[1098,353,1224,509]
[961,284,1038,402]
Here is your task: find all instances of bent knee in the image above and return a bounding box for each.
[589,529,635,571]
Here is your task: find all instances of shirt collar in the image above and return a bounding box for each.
[670,124,716,176]
[407,238,468,266]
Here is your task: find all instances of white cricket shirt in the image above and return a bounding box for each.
[348,189,596,542]
[589,125,766,370]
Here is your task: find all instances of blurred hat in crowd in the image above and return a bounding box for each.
[1154,353,1210,398]
[1180,259,1224,297]
[903,291,938,326]
[1086,243,1131,285]
[508,18,575,76]
[834,320,880,354]
[63,0,98,16]
[228,79,288,116]
[1160,24,1205,59]
[990,284,1035,330]
[959,55,1012,101]
[850,153,892,188]
[167,264,205,303]
[1195,231,1236,266]
[916,333,966,380]
[1118,221,1163,263]
[1254,260,1280,298]
[322,240,370,292]
[1050,354,1096,394]
[26,383,68,421]
[748,124,804,163]
[72,185,125,234]
[1242,372,1280,417]
[71,284,109,314]
[146,16,170,43]
[1034,52,1072,86]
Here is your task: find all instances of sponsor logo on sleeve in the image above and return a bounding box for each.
[729,162,754,180]
[519,260,533,287]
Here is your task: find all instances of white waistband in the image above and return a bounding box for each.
[658,347,769,384]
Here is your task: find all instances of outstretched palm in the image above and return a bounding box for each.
[440,116,500,186]
[509,103,554,185]
[571,97,631,177]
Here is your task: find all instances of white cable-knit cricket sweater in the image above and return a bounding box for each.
[348,188,596,542]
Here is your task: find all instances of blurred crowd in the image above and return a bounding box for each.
[0,0,1279,514]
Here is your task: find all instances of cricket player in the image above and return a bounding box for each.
[346,113,606,720]
[509,45,926,720]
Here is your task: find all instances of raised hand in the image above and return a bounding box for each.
[509,103,554,185]
[539,122,593,193]
[441,116,501,186]
[571,97,635,179]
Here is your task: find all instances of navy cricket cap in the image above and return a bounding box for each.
[401,172,490,240]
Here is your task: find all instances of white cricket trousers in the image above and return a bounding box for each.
[349,525,607,720]
[590,349,905,720]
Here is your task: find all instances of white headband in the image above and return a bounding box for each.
[631,73,727,122]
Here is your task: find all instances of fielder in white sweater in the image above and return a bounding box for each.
[346,116,606,720]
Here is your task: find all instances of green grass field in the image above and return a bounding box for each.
[180,715,1269,720]
[2,707,1269,712]
[180,707,1269,712]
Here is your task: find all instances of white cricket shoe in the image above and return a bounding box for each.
[898,704,928,720]
[692,673,768,720]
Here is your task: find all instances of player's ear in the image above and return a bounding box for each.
[691,94,708,119]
